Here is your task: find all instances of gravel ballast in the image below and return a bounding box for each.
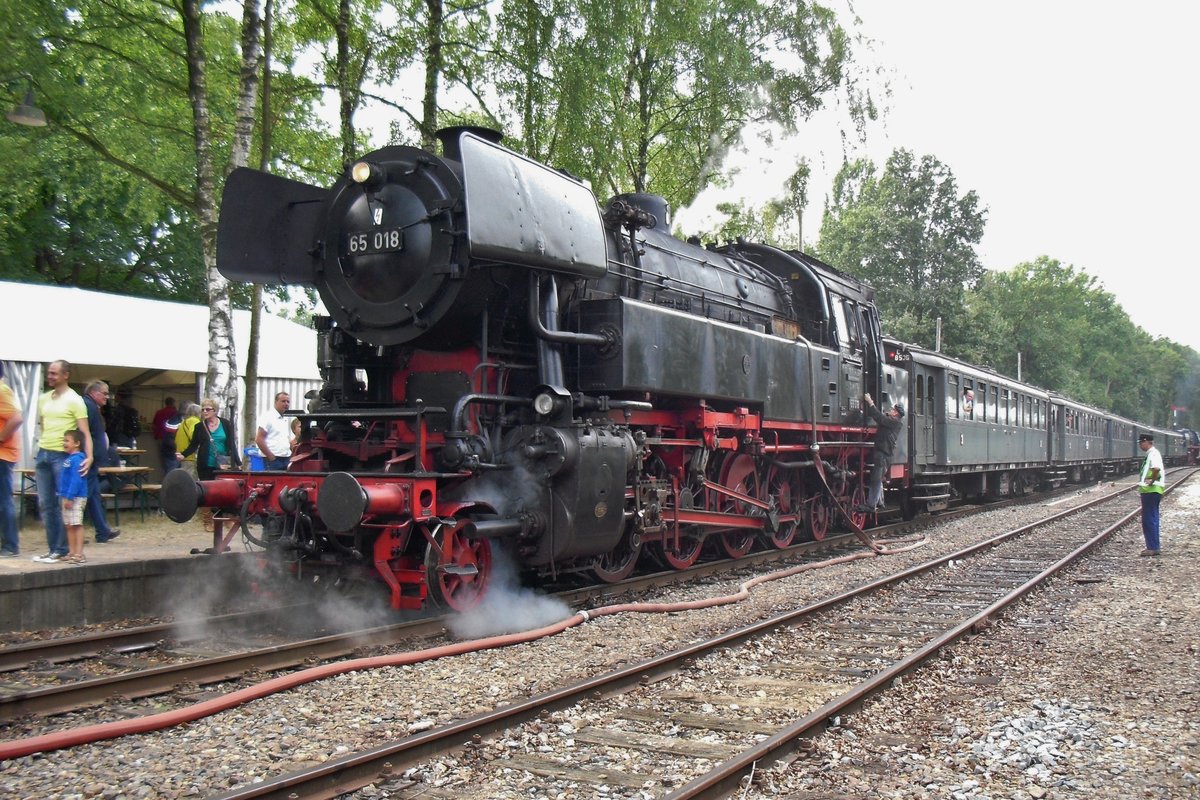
[0,479,1195,798]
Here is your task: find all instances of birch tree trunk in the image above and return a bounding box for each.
[181,0,263,432]
[244,0,274,446]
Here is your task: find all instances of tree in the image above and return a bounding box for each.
[491,0,869,213]
[960,258,1093,391]
[816,149,986,347]
[0,133,206,299]
[960,256,1195,424]
[773,160,812,249]
[2,0,341,427]
[182,0,264,418]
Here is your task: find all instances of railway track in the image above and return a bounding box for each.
[0,498,949,725]
[175,473,1187,800]
[0,477,1041,730]
[0,525,894,727]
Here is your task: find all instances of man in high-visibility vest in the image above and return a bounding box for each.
[1137,433,1165,556]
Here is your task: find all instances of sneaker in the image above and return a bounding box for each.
[1138,549,1160,557]
[33,553,66,563]
[66,554,87,564]
[0,550,17,558]
[95,529,121,543]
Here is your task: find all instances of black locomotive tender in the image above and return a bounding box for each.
[163,127,1192,611]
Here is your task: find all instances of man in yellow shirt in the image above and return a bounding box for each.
[34,361,93,563]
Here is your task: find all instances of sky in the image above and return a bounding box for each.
[677,1,1200,351]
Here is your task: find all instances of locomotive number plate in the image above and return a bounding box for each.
[346,228,405,255]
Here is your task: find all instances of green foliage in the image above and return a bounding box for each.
[958,257,1192,425]
[0,133,200,299]
[816,149,986,346]
[0,0,337,304]
[491,0,866,212]
[686,160,813,250]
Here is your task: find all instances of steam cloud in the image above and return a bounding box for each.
[446,548,572,640]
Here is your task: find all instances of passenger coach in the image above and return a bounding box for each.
[884,339,1050,516]
[881,339,1180,517]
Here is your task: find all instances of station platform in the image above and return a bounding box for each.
[0,514,253,633]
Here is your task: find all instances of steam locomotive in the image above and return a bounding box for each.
[163,127,890,610]
[162,126,1185,612]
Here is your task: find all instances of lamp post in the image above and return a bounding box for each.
[5,77,46,127]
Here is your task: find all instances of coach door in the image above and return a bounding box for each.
[912,364,937,465]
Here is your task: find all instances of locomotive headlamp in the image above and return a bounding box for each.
[533,392,557,416]
[532,385,573,420]
[350,160,383,188]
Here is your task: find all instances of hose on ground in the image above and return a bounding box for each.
[0,533,925,760]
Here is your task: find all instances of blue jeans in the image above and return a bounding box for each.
[0,459,17,554]
[35,449,68,556]
[85,470,115,536]
[160,440,179,475]
[1140,491,1161,551]
[263,457,290,471]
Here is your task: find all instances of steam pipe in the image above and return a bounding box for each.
[449,394,532,435]
[464,518,526,537]
[538,275,564,385]
[528,273,608,346]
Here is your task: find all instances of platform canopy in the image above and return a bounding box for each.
[0,280,320,387]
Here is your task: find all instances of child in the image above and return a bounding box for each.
[58,429,89,565]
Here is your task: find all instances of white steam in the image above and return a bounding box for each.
[446,549,572,640]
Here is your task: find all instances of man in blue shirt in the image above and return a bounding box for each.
[82,381,121,543]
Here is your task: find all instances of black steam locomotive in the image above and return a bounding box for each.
[163,126,891,610]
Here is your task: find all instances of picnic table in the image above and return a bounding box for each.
[14,465,154,527]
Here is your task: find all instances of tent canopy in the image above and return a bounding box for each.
[0,281,320,387]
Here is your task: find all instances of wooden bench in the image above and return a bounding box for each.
[13,488,38,529]
[140,484,162,516]
[13,482,160,527]
[100,487,146,525]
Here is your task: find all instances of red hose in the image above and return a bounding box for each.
[0,537,925,760]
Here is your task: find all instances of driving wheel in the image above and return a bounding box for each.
[424,521,492,611]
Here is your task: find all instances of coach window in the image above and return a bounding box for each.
[926,376,934,417]
[990,386,999,423]
[1001,388,1010,425]
[977,382,986,421]
[949,373,960,417]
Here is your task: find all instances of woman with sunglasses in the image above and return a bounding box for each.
[180,398,241,481]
